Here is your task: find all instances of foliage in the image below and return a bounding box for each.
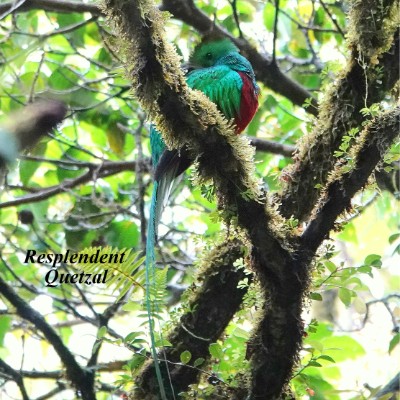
[0,1,398,399]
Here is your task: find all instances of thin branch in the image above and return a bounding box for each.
[33,382,67,400]
[0,0,101,16]
[0,358,30,400]
[272,0,280,63]
[319,0,345,37]
[0,0,26,21]
[248,137,294,157]
[0,276,96,400]
[11,15,98,38]
[343,294,400,332]
[0,160,149,209]
[228,0,243,38]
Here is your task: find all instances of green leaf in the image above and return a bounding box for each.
[193,357,205,367]
[0,316,11,347]
[91,341,101,355]
[324,260,337,273]
[180,350,192,364]
[322,335,365,362]
[49,67,78,90]
[337,222,358,244]
[364,254,382,268]
[317,355,335,363]
[308,360,322,367]
[124,332,141,343]
[155,338,172,347]
[209,343,224,359]
[389,233,400,244]
[357,265,372,275]
[338,287,354,307]
[97,326,107,339]
[127,354,146,371]
[104,220,139,249]
[263,2,276,31]
[389,333,400,354]
[310,292,323,301]
[122,301,141,311]
[106,121,126,155]
[19,141,47,186]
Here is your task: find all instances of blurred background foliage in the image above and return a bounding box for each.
[0,0,398,399]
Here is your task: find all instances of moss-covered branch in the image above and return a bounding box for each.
[279,0,399,222]
[302,107,400,253]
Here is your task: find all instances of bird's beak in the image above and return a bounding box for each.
[183,62,200,73]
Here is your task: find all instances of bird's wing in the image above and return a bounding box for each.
[186,65,243,121]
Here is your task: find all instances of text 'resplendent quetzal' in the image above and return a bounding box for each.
[145,36,259,398]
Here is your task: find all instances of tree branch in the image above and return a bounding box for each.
[0,358,30,400]
[279,8,399,222]
[0,0,101,16]
[249,137,294,157]
[0,160,148,209]
[301,107,400,253]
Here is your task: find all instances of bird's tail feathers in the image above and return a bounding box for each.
[145,170,178,400]
[145,180,168,400]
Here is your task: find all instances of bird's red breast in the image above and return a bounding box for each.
[235,71,259,134]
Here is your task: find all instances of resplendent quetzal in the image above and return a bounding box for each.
[145,36,259,398]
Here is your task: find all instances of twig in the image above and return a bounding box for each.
[0,160,148,209]
[34,382,67,400]
[228,0,243,38]
[0,358,30,400]
[272,0,280,63]
[319,0,345,37]
[0,0,101,16]
[248,136,294,157]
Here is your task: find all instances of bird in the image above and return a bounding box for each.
[145,36,259,399]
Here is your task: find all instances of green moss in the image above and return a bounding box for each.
[347,0,399,62]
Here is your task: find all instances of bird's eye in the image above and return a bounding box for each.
[205,52,212,60]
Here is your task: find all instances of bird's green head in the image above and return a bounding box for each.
[189,37,239,68]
